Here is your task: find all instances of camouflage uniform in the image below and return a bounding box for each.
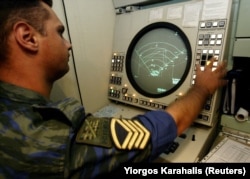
[0,81,177,178]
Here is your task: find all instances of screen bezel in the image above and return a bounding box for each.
[126,22,192,98]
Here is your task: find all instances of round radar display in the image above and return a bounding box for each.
[126,22,192,98]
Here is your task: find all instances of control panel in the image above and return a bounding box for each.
[192,19,230,125]
[108,19,231,127]
[108,0,234,127]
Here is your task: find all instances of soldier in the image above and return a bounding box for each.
[0,0,227,178]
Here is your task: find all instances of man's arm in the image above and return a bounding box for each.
[166,57,227,135]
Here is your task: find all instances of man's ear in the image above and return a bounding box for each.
[13,21,39,52]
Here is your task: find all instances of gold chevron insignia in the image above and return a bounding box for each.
[110,118,150,150]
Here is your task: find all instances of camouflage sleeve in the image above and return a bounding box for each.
[67,110,177,178]
[67,116,152,178]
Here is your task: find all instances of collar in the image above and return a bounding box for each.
[0,81,49,105]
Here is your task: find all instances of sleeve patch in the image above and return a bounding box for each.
[76,116,112,148]
[110,118,150,150]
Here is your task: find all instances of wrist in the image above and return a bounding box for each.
[192,84,211,97]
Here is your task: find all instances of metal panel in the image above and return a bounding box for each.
[235,0,250,37]
[233,39,250,57]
